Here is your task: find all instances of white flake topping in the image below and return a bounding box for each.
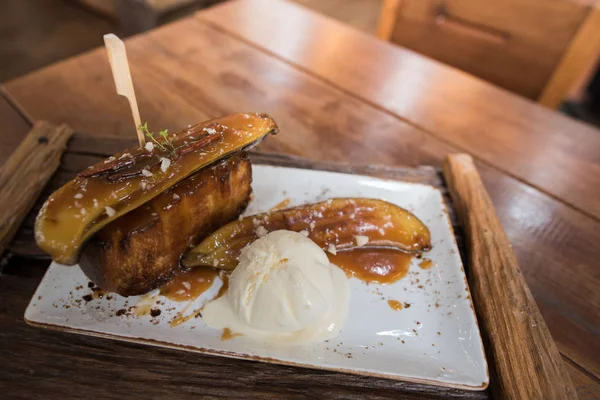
[354,235,369,247]
[74,193,83,199]
[145,142,154,152]
[204,127,217,135]
[327,244,337,255]
[141,169,153,177]
[160,157,171,173]
[172,193,180,200]
[255,226,268,237]
[105,206,116,217]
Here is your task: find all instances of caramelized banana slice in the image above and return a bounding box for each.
[35,113,277,265]
[183,198,431,270]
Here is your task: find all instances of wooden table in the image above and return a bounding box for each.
[1,0,598,398]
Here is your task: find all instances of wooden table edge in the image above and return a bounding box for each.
[191,1,600,223]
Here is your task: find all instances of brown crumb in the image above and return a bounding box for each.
[150,309,161,317]
[82,294,93,302]
[116,309,127,316]
[403,302,411,308]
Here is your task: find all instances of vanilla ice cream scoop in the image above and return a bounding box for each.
[202,230,349,345]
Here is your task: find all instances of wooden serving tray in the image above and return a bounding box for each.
[4,125,575,399]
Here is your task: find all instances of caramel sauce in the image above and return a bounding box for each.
[160,267,219,302]
[92,289,108,299]
[170,306,202,328]
[217,272,230,299]
[134,293,158,317]
[269,198,291,211]
[419,259,434,270]
[221,328,242,341]
[159,268,231,328]
[387,299,404,311]
[328,248,413,284]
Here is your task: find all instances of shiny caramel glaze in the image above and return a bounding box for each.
[163,269,230,328]
[269,198,291,211]
[419,259,434,270]
[35,113,278,265]
[221,328,242,341]
[217,272,230,299]
[328,248,414,284]
[387,299,404,311]
[160,267,219,302]
[170,304,202,328]
[183,198,431,270]
[79,154,251,296]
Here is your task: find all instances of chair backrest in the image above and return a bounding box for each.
[377,0,600,108]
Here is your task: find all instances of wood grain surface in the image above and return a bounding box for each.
[443,154,576,399]
[0,1,598,397]
[195,0,600,220]
[0,122,72,257]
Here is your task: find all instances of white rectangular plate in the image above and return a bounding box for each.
[25,165,488,390]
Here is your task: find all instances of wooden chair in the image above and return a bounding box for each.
[377,0,600,108]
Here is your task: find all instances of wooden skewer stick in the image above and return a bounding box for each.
[103,33,145,148]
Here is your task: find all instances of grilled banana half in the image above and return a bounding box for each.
[35,113,277,295]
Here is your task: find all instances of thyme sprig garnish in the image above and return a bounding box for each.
[139,123,177,155]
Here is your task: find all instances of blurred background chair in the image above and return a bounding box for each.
[376,0,600,109]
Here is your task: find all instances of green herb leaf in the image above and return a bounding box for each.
[139,122,177,156]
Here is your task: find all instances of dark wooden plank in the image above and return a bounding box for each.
[0,122,72,257]
[195,0,600,220]
[444,154,575,399]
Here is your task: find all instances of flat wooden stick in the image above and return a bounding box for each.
[443,154,576,400]
[0,122,72,257]
[103,33,145,147]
